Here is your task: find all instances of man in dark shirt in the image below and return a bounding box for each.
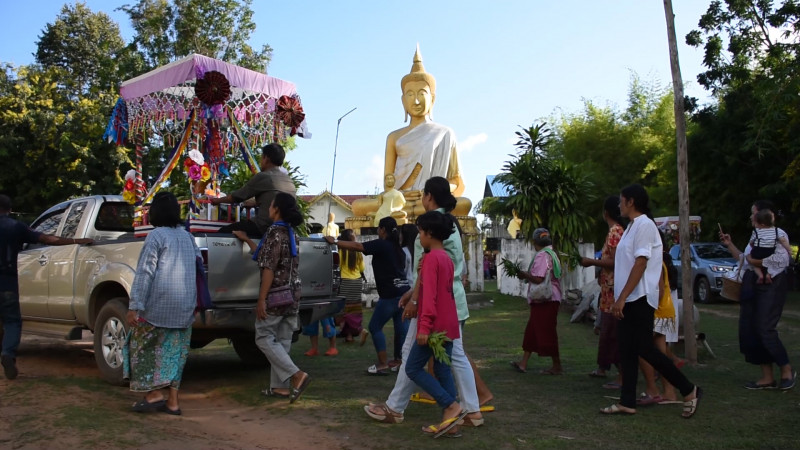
[210,143,297,236]
[0,195,92,379]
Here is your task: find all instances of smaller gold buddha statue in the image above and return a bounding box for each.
[372,173,407,226]
[507,210,523,239]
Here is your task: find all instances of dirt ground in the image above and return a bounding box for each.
[0,334,363,450]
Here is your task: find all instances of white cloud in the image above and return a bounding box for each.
[458,133,488,153]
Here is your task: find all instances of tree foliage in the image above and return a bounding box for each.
[547,76,678,245]
[480,123,594,260]
[686,0,800,240]
[119,0,272,72]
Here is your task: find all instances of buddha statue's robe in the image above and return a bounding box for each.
[394,122,461,191]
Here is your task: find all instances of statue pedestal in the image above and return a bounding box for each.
[345,214,477,236]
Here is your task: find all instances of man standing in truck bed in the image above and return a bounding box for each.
[0,195,92,379]
[210,143,296,236]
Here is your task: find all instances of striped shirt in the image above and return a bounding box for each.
[129,226,200,328]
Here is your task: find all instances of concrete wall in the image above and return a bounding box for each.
[307,197,351,228]
[496,239,595,297]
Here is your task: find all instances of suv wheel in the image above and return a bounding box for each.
[694,277,712,304]
[93,298,129,385]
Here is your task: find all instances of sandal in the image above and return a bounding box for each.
[602,381,622,390]
[588,369,608,378]
[636,393,664,407]
[509,361,527,373]
[289,373,311,404]
[364,402,404,424]
[158,404,182,416]
[366,364,390,376]
[681,386,703,418]
[421,410,468,438]
[461,414,484,427]
[410,393,437,405]
[131,398,166,413]
[599,404,636,415]
[261,388,290,398]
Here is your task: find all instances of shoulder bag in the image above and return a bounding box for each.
[267,257,297,309]
[527,249,558,304]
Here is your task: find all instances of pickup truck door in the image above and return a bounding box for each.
[204,235,261,304]
[18,206,68,318]
[47,200,92,320]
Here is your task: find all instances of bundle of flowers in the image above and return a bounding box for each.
[184,149,212,183]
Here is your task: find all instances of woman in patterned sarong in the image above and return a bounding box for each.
[338,229,366,342]
[124,191,200,416]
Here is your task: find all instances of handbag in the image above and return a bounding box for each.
[267,259,297,309]
[527,249,559,304]
[195,256,213,311]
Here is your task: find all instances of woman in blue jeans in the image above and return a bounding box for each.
[325,217,410,375]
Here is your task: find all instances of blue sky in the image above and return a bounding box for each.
[1,1,712,215]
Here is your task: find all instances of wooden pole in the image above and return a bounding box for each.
[663,0,697,362]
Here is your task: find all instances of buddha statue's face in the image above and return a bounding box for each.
[402,80,434,118]
[385,174,396,189]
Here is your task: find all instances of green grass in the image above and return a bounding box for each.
[7,282,799,449]
[179,284,799,449]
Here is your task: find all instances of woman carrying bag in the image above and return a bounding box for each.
[510,228,563,375]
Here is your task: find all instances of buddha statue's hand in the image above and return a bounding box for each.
[402,189,422,201]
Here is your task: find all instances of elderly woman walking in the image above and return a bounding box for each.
[511,228,564,375]
[125,191,200,416]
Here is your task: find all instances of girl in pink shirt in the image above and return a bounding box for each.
[405,211,467,438]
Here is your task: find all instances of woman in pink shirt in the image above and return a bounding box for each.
[510,228,563,375]
[404,211,467,438]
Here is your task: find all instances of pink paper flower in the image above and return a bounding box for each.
[188,165,202,181]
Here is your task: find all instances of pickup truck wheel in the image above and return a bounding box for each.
[694,277,712,304]
[231,336,268,368]
[93,298,129,385]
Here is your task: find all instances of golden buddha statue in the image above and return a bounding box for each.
[372,173,407,226]
[352,45,471,220]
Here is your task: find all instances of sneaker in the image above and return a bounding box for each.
[1,355,18,380]
[779,372,797,390]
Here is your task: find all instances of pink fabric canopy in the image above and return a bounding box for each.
[120,53,298,100]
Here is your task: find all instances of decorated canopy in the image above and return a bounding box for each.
[104,54,310,222]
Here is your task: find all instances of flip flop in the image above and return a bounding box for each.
[509,361,527,373]
[422,410,468,439]
[599,404,636,415]
[131,398,166,412]
[289,374,312,404]
[602,381,622,390]
[364,402,404,424]
[366,364,390,376]
[410,393,437,405]
[479,405,496,413]
[540,368,564,375]
[636,393,664,406]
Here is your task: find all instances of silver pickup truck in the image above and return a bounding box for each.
[16,195,344,384]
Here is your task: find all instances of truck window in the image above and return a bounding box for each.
[32,209,66,235]
[94,202,135,232]
[61,200,89,238]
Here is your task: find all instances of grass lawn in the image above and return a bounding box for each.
[189,281,800,449]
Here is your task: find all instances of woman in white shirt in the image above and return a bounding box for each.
[720,200,795,390]
[601,184,701,418]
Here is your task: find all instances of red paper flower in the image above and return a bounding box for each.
[125,179,134,191]
[276,95,306,136]
[195,71,231,106]
[183,157,194,168]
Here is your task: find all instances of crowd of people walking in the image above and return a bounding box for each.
[3,142,797,437]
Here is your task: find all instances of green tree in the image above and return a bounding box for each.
[120,0,272,72]
[547,76,678,245]
[480,123,594,261]
[35,2,132,95]
[686,0,800,239]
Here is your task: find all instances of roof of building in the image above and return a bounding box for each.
[484,175,511,198]
[299,191,372,209]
